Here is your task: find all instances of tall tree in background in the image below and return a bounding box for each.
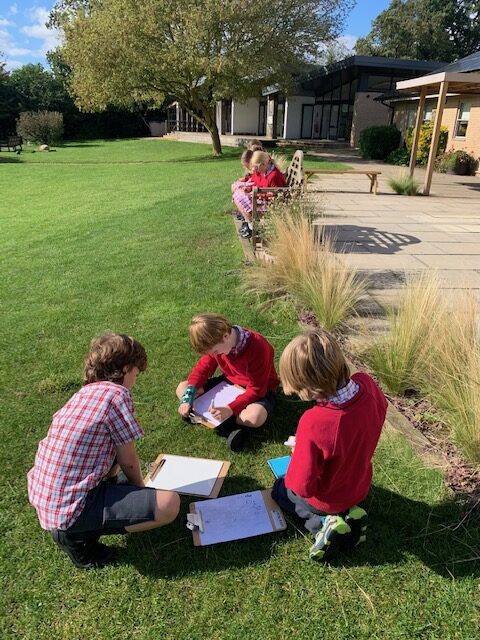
[9,63,68,112]
[356,0,480,63]
[49,0,354,154]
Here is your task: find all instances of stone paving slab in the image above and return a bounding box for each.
[310,149,480,302]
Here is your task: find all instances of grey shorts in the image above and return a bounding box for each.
[204,375,276,417]
[64,481,158,536]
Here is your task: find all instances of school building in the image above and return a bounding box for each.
[384,51,480,160]
[166,56,441,146]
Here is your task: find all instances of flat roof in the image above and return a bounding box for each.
[397,71,480,94]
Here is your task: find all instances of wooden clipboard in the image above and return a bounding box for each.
[144,453,230,499]
[189,489,286,546]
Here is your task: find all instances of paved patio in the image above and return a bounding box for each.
[307,150,480,307]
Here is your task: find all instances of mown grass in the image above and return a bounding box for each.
[1,139,479,640]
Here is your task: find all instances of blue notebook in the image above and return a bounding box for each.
[267,455,291,479]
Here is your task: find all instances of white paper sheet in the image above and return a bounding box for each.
[192,381,244,426]
[195,490,275,545]
[146,455,224,496]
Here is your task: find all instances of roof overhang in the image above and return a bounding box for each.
[396,71,480,94]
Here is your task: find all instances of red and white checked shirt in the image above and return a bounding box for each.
[27,381,144,531]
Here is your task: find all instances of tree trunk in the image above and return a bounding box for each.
[206,118,222,156]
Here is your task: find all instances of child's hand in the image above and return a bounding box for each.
[209,405,233,422]
[178,402,192,418]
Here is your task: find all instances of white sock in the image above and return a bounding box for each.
[248,223,253,230]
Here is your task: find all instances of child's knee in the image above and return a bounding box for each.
[155,490,180,524]
[238,404,267,428]
[176,380,189,399]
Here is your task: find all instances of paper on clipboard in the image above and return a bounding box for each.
[189,489,286,546]
[192,381,244,426]
[145,454,230,498]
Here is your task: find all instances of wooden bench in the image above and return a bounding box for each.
[304,169,381,194]
[251,149,305,245]
[0,136,23,152]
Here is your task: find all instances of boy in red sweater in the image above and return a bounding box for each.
[176,313,279,451]
[272,328,387,561]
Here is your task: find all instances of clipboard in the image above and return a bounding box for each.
[144,453,230,498]
[266,455,291,479]
[189,489,287,546]
[190,381,245,429]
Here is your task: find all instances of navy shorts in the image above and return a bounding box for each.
[64,481,158,537]
[204,375,276,417]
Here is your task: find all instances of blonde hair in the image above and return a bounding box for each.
[251,150,271,171]
[189,313,233,353]
[279,329,349,399]
[83,333,147,385]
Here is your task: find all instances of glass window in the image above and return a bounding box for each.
[367,75,391,92]
[423,103,434,122]
[455,102,470,138]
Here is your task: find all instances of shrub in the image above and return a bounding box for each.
[16,111,64,145]
[405,122,448,165]
[359,125,401,160]
[245,212,366,330]
[450,150,478,176]
[385,147,409,166]
[388,174,421,196]
[435,149,454,173]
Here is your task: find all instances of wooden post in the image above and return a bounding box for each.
[409,87,427,177]
[423,81,448,195]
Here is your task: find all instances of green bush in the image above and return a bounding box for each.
[359,125,401,160]
[405,122,448,165]
[16,110,64,145]
[451,150,478,176]
[385,147,409,165]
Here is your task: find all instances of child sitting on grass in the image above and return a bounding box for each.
[272,328,387,562]
[28,333,180,570]
[176,313,279,452]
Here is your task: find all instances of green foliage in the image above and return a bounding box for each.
[9,63,68,112]
[385,146,410,165]
[16,111,64,145]
[52,0,354,153]
[450,149,478,175]
[388,174,421,196]
[356,0,480,62]
[405,122,448,165]
[358,125,401,160]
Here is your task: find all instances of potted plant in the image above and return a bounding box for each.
[451,150,478,176]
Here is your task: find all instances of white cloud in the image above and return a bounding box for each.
[338,34,358,52]
[9,5,19,15]
[0,27,34,57]
[5,59,23,70]
[0,18,15,27]
[21,7,61,55]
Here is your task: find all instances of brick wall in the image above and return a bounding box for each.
[393,96,480,159]
[350,92,392,146]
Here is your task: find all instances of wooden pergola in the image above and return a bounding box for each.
[396,71,480,195]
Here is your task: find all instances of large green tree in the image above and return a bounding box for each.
[9,63,69,112]
[356,0,480,63]
[50,0,354,154]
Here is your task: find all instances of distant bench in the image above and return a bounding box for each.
[0,136,23,152]
[304,169,381,195]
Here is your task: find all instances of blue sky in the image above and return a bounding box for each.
[1,0,391,71]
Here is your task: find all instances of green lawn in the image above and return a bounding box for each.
[1,139,478,640]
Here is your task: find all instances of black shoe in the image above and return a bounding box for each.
[227,428,250,452]
[215,416,237,438]
[51,530,115,569]
[240,227,253,239]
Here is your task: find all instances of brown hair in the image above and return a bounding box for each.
[240,149,253,169]
[189,313,233,354]
[251,150,271,171]
[83,333,147,385]
[247,139,264,151]
[279,328,350,399]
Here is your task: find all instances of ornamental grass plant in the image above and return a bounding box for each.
[420,294,480,465]
[365,272,443,395]
[388,174,421,196]
[245,208,366,330]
